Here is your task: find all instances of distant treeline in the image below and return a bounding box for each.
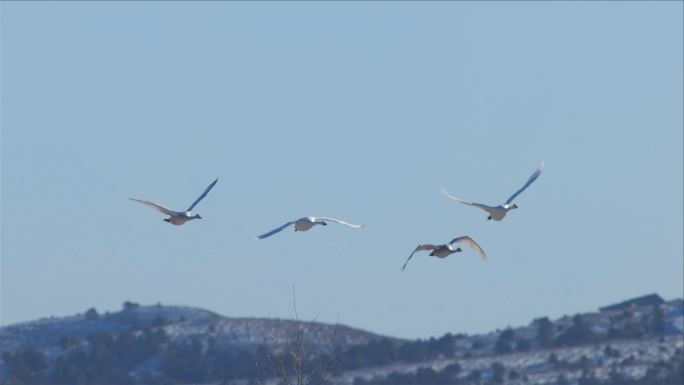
[0,306,675,385]
[353,352,684,385]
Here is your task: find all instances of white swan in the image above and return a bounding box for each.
[256,216,363,239]
[129,178,218,225]
[442,162,544,221]
[401,236,487,271]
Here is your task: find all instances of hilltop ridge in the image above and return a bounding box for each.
[0,294,682,385]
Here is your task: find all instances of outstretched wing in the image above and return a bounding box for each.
[256,220,298,239]
[316,217,364,229]
[187,178,218,212]
[449,236,488,260]
[401,244,438,271]
[505,162,544,204]
[129,198,175,216]
[441,188,497,214]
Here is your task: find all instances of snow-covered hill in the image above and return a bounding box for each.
[0,302,391,355]
[0,295,681,385]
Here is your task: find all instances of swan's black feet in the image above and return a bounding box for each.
[487,216,492,220]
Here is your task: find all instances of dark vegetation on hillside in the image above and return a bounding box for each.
[1,302,678,385]
[353,350,684,385]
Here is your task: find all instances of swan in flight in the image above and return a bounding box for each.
[401,236,487,271]
[442,162,544,221]
[129,178,218,225]
[257,217,363,239]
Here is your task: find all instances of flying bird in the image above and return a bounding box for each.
[442,162,544,221]
[129,178,218,225]
[256,216,363,239]
[401,236,487,271]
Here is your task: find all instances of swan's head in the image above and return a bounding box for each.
[455,247,463,252]
[194,214,202,219]
[321,222,328,226]
[512,204,519,209]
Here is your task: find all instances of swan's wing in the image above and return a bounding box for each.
[256,220,297,239]
[441,189,496,214]
[505,162,544,204]
[129,198,175,216]
[187,178,218,212]
[315,217,364,229]
[401,244,438,271]
[449,236,488,261]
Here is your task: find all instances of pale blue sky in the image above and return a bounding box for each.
[1,2,682,339]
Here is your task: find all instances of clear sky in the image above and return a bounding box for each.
[1,2,682,340]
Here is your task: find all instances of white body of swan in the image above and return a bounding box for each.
[442,162,544,221]
[129,178,218,225]
[401,236,487,271]
[257,216,363,239]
